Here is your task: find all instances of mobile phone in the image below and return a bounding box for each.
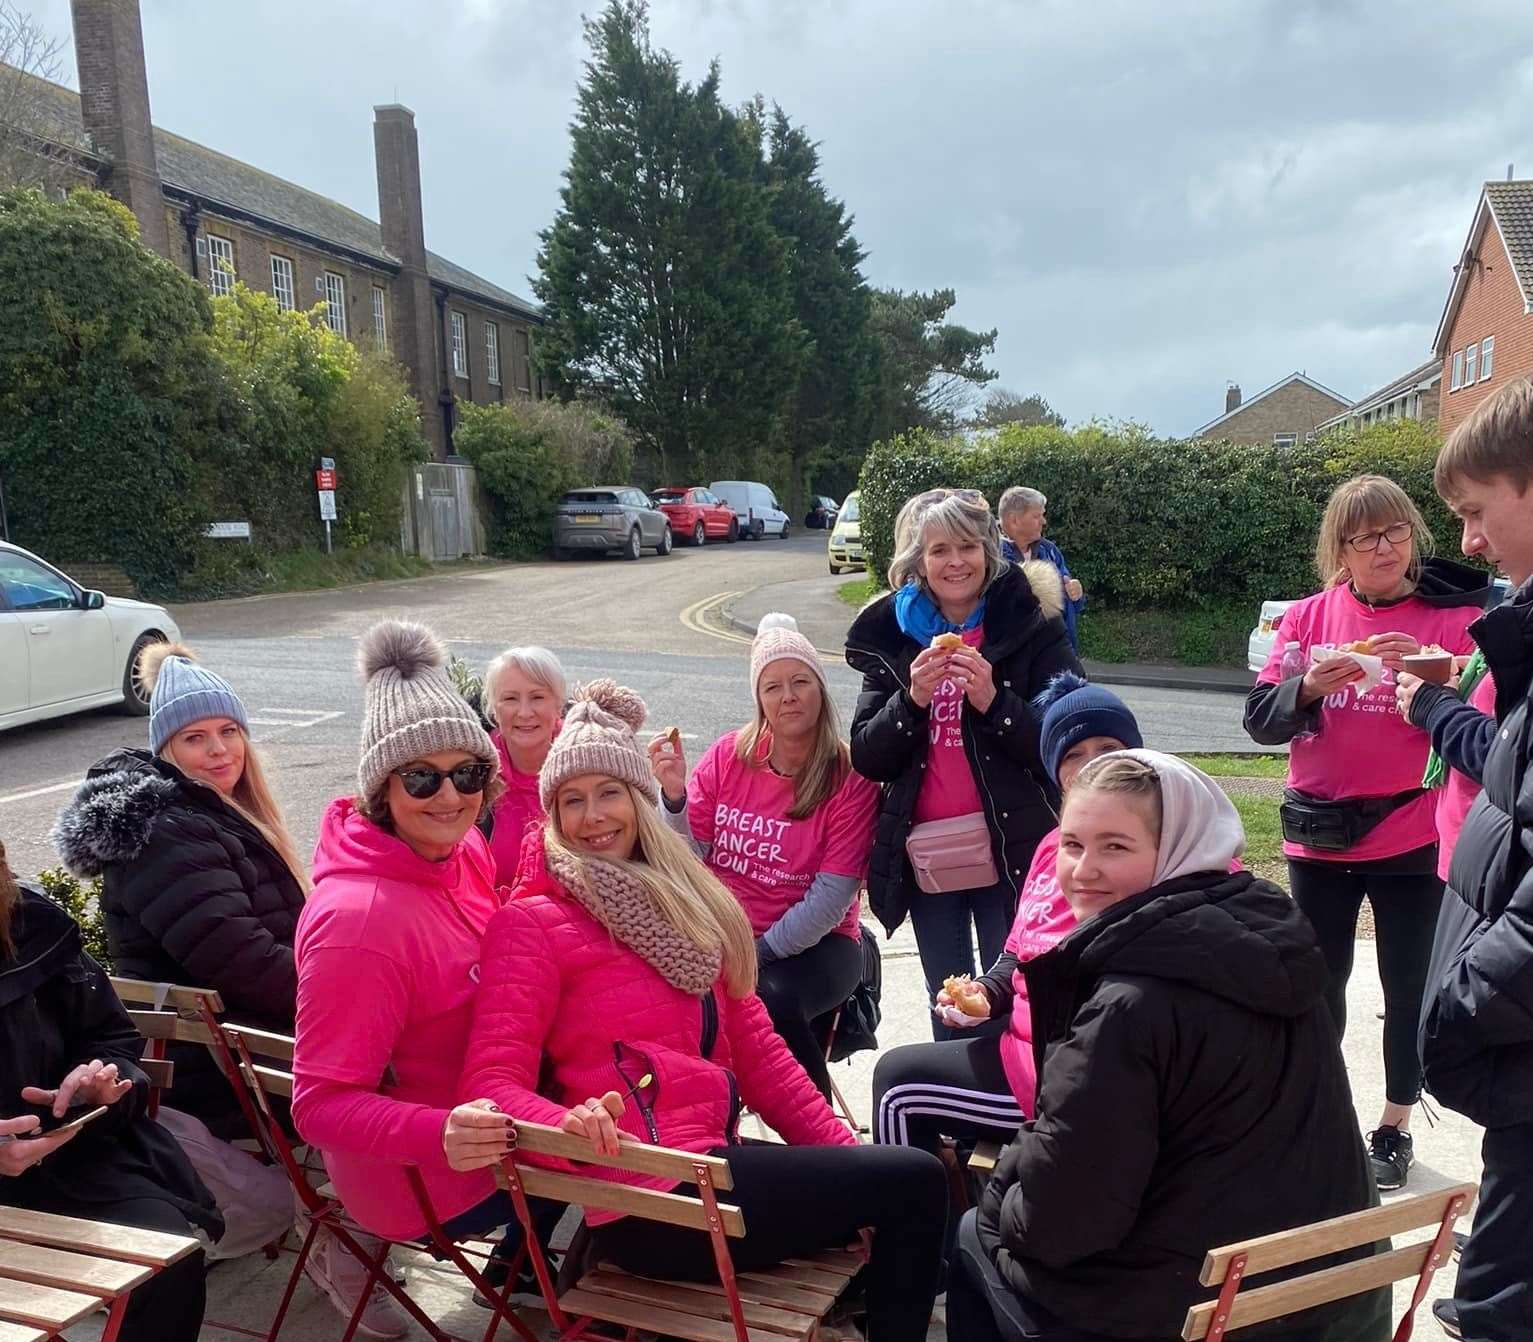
[0,1105,110,1143]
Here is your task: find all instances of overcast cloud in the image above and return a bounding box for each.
[26,0,1533,434]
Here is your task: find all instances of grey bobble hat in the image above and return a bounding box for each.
[356,620,497,804]
[539,678,658,812]
[144,643,249,755]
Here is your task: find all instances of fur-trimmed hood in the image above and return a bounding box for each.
[51,750,186,878]
[1019,557,1065,622]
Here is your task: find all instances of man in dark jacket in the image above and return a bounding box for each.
[1414,379,1533,1341]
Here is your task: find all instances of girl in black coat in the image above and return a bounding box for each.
[846,488,1080,1039]
[951,752,1386,1342]
[53,644,307,1136]
[0,838,221,1342]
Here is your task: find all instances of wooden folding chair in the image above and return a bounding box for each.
[220,1025,541,1342]
[1183,1181,1477,1342]
[497,1118,864,1342]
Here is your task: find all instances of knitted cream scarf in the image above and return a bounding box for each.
[545,843,721,996]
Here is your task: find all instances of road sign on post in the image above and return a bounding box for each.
[315,458,338,553]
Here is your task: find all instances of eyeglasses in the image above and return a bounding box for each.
[393,761,493,799]
[1345,521,1413,554]
[913,487,989,508]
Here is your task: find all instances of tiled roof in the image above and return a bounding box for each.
[7,69,540,320]
[1484,181,1533,309]
[1192,372,1350,437]
[1314,358,1440,430]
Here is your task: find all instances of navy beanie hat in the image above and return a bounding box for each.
[1034,672,1143,785]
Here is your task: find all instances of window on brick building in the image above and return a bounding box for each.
[1465,343,1479,385]
[1452,350,1464,390]
[485,322,501,385]
[451,311,468,377]
[270,255,295,311]
[206,234,235,297]
[1481,336,1494,381]
[514,328,532,395]
[372,286,388,349]
[324,272,347,336]
[1273,433,1297,447]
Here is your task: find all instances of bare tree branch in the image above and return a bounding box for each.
[0,3,76,193]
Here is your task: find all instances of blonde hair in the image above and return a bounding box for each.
[549,784,758,998]
[736,689,851,821]
[887,489,1005,593]
[1066,754,1163,841]
[1314,474,1432,590]
[1435,376,1533,498]
[161,731,311,895]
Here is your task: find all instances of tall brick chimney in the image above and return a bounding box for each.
[1225,382,1242,414]
[374,104,448,459]
[69,0,170,256]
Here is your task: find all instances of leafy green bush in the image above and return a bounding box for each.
[455,398,635,558]
[858,418,1460,611]
[34,868,111,969]
[0,188,219,591]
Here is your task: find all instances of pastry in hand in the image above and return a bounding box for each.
[942,974,989,1017]
[931,631,965,652]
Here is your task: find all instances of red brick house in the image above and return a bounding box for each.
[1434,180,1533,437]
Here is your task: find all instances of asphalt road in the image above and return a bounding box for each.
[1,530,1258,879]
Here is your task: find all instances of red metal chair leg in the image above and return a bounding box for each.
[1203,1250,1248,1342]
[695,1160,749,1342]
[99,1291,132,1342]
[1393,1192,1469,1342]
[500,1157,572,1336]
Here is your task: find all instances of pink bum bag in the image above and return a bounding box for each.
[905,812,998,893]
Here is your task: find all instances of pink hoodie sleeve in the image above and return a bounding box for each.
[291,945,451,1170]
[459,899,571,1131]
[724,990,856,1147]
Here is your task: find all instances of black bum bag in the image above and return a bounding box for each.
[1279,787,1426,853]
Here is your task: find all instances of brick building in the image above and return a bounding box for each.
[1314,358,1441,434]
[1433,180,1533,438]
[1191,373,1350,445]
[8,0,541,459]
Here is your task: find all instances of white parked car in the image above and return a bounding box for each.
[709,480,790,541]
[0,541,180,731]
[1246,577,1512,674]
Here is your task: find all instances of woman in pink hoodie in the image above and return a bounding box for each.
[292,621,553,1331]
[482,645,565,889]
[461,680,947,1342]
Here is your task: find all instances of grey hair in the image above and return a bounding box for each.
[887,490,1005,594]
[998,486,1046,518]
[483,646,568,710]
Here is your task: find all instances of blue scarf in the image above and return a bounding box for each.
[893,581,986,645]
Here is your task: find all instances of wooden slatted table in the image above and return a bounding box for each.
[0,1207,200,1341]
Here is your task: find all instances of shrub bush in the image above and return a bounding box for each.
[34,867,111,969]
[455,398,635,558]
[858,418,1460,610]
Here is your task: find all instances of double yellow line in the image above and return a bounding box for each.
[678,592,845,664]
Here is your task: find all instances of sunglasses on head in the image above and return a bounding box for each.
[914,487,988,508]
[393,761,493,799]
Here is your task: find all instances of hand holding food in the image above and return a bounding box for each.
[1299,655,1365,707]
[941,975,991,1017]
[908,645,952,709]
[947,645,997,713]
[1365,631,1421,673]
[930,631,965,653]
[647,728,688,803]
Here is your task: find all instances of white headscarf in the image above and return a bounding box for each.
[1088,748,1246,885]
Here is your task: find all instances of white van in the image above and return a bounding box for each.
[709,481,790,541]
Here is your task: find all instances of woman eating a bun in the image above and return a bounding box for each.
[649,613,878,1100]
[846,488,1081,1040]
[461,680,947,1342]
[1244,473,1489,1191]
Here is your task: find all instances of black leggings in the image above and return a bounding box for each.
[1288,854,1444,1107]
[593,1142,947,1342]
[755,932,863,1099]
[872,1033,1025,1153]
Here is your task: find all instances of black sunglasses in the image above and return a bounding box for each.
[394,762,492,799]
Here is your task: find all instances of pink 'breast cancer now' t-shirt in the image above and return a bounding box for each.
[1257,585,1477,863]
[687,731,879,941]
[913,625,986,825]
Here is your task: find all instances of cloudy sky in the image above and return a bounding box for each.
[25,0,1533,434]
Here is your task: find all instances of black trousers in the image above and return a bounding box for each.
[872,1032,1024,1153]
[6,1191,206,1342]
[1453,1122,1533,1340]
[593,1141,947,1342]
[755,931,863,1098]
[1288,854,1444,1106]
[908,881,1015,1042]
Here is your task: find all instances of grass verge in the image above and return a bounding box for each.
[1180,753,1286,779]
[1077,599,1252,668]
[166,544,446,602]
[1228,793,1284,885]
[837,575,880,608]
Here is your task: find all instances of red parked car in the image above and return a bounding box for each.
[649,486,739,546]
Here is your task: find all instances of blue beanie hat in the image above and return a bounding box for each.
[144,643,249,755]
[1034,672,1143,785]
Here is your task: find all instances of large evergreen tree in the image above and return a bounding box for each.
[868,287,999,438]
[534,1,807,484]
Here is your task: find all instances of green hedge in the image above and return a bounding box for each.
[858,418,1462,609]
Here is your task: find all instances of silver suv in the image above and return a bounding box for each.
[554,487,673,561]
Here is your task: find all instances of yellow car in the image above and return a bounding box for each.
[828,491,864,574]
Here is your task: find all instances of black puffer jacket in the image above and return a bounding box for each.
[52,748,304,1129]
[0,885,222,1242]
[845,561,1080,936]
[979,870,1385,1341]
[1420,575,1533,1128]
